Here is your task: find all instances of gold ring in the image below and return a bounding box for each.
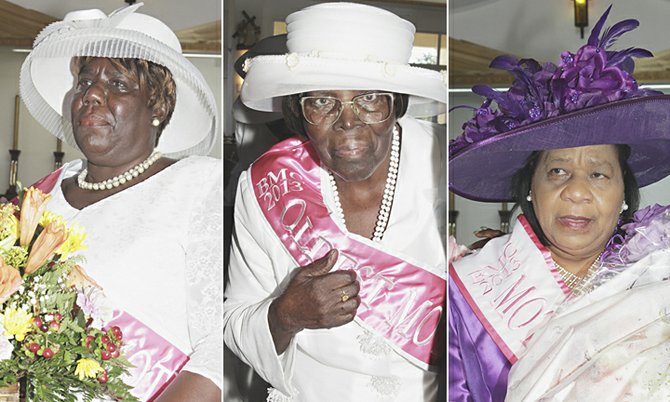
[340,290,350,303]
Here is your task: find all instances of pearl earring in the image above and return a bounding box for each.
[526,191,532,202]
[151,118,160,127]
[621,202,629,212]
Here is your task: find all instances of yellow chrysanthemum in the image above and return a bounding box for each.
[58,224,87,261]
[1,307,33,342]
[75,358,103,380]
[38,210,65,229]
[0,246,28,269]
[0,204,18,241]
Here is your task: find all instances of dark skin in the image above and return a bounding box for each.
[269,90,396,353]
[62,58,220,401]
[62,58,176,209]
[468,228,506,250]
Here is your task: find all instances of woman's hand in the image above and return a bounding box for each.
[268,249,360,353]
[468,228,506,250]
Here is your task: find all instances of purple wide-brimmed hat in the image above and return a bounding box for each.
[449,6,670,202]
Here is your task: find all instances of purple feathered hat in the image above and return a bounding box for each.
[449,6,670,202]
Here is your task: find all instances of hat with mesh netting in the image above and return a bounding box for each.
[20,2,218,158]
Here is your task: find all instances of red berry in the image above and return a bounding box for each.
[111,326,123,341]
[106,343,117,353]
[33,318,43,328]
[42,348,54,359]
[49,321,61,331]
[111,350,120,359]
[101,335,110,344]
[97,371,108,384]
[101,350,110,360]
[29,343,40,353]
[53,313,62,322]
[39,324,49,332]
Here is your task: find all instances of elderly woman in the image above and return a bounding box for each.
[19,4,221,401]
[224,2,446,401]
[448,7,670,402]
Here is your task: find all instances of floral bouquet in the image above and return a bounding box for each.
[0,188,136,401]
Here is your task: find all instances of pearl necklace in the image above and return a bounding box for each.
[77,151,162,191]
[329,125,400,242]
[553,254,601,295]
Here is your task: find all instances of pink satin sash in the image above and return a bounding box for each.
[106,310,189,401]
[250,138,445,369]
[450,215,569,363]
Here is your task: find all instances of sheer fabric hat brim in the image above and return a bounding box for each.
[449,95,670,202]
[19,4,218,158]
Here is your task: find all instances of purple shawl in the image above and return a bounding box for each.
[449,279,511,402]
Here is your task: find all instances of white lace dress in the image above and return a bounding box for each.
[224,116,446,402]
[47,156,223,398]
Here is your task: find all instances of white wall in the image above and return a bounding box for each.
[451,0,670,65]
[0,46,222,194]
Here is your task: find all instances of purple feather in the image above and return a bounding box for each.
[490,56,543,108]
[489,55,519,71]
[472,84,501,99]
[518,58,542,73]
[587,4,613,47]
[448,105,477,113]
[599,19,639,49]
[607,48,653,67]
[472,85,524,117]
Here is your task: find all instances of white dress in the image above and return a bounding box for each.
[505,251,670,402]
[47,156,223,398]
[224,116,446,402]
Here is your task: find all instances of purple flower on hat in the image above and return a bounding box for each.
[450,106,502,154]
[449,5,659,156]
[552,44,639,112]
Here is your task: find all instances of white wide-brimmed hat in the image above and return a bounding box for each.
[20,3,218,158]
[240,2,446,118]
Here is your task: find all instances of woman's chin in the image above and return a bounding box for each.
[328,157,384,182]
[77,143,116,161]
[550,235,608,258]
[329,166,375,182]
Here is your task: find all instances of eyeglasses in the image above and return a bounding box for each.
[299,92,394,126]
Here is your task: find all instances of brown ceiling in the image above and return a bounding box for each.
[0,0,220,53]
[0,0,55,47]
[176,21,221,53]
[450,37,670,88]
